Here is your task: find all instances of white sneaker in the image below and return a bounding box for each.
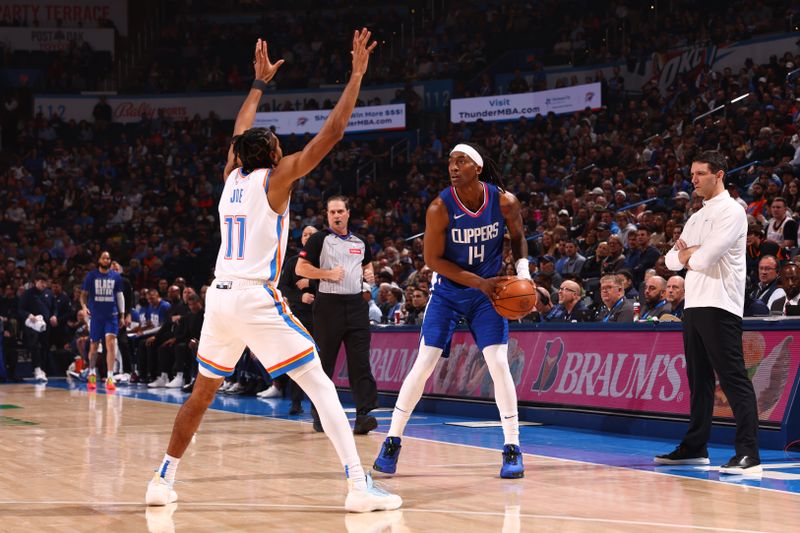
[217,381,232,393]
[148,374,169,388]
[257,384,281,398]
[225,382,244,394]
[165,373,184,389]
[146,473,178,506]
[345,472,402,513]
[33,367,48,383]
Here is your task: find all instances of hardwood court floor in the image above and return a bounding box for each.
[1,383,799,532]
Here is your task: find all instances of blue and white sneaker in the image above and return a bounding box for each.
[500,444,524,479]
[345,471,402,513]
[146,473,178,506]
[373,437,402,475]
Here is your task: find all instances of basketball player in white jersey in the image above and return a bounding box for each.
[146,32,401,513]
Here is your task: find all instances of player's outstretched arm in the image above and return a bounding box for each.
[423,198,507,299]
[500,191,531,279]
[268,28,376,202]
[222,38,284,180]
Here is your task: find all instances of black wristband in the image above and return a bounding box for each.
[251,79,268,92]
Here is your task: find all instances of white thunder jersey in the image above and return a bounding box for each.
[214,167,288,282]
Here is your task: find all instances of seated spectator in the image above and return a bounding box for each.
[166,293,204,388]
[603,236,627,275]
[580,241,609,280]
[770,263,800,316]
[749,255,784,308]
[665,275,685,319]
[625,228,660,286]
[595,274,634,322]
[404,286,428,325]
[618,269,639,300]
[545,280,590,322]
[537,255,562,289]
[746,225,782,284]
[765,197,797,249]
[525,286,554,323]
[385,287,405,324]
[640,276,671,321]
[134,288,171,384]
[363,283,382,324]
[559,239,586,276]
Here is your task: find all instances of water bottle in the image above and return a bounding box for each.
[633,302,640,322]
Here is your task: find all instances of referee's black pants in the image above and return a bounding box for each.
[312,292,377,415]
[681,307,760,460]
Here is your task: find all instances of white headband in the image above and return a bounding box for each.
[450,144,483,168]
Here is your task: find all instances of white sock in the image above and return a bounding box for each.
[483,344,520,446]
[107,371,114,379]
[289,359,367,490]
[156,453,180,484]
[89,368,96,376]
[388,342,442,437]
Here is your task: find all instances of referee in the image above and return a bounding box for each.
[296,195,378,435]
[657,151,760,474]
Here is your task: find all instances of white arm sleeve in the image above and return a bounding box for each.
[116,292,125,315]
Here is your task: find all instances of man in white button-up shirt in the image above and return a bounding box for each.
[655,151,761,475]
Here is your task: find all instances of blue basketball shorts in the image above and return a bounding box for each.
[89,315,119,342]
[420,284,508,353]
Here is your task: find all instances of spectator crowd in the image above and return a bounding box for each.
[2,1,800,387]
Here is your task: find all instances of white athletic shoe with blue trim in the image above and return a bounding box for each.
[146,473,178,506]
[345,472,402,513]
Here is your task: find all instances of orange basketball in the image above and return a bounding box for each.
[492,278,537,320]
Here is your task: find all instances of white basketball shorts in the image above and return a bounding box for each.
[196,279,318,379]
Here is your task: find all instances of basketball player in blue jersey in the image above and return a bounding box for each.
[146,33,401,513]
[374,143,529,479]
[80,250,124,391]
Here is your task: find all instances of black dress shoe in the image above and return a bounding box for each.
[720,455,761,475]
[353,414,378,435]
[181,379,195,393]
[654,444,709,465]
[289,402,304,415]
[312,415,323,432]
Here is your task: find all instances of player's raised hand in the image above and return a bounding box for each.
[351,28,377,78]
[253,38,284,83]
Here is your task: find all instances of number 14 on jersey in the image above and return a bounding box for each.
[468,244,485,265]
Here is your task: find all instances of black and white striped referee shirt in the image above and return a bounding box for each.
[299,229,372,295]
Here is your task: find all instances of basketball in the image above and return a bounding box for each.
[492,278,537,320]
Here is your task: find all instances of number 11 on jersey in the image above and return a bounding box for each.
[224,215,247,260]
[468,244,485,265]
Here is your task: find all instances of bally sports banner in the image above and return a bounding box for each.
[450,82,601,123]
[254,103,405,135]
[333,328,799,425]
[1,27,114,55]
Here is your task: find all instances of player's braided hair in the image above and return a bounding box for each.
[231,127,278,173]
[469,143,506,192]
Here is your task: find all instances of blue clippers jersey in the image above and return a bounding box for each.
[81,269,123,316]
[438,182,504,288]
